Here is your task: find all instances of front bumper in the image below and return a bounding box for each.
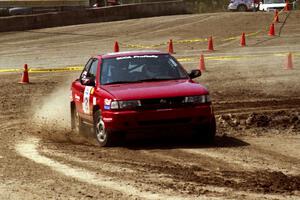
[102,104,214,133]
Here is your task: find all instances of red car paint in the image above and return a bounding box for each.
[71,51,215,142]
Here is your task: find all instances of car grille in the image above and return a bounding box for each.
[139,97,186,110]
[138,117,191,126]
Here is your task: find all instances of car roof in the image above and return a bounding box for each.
[99,50,167,59]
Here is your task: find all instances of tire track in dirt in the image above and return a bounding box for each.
[39,141,219,197]
[214,98,300,115]
[135,146,300,196]
[132,15,216,36]
[16,137,216,200]
[40,147,223,199]
[138,147,245,172]
[245,136,300,161]
[181,142,300,176]
[29,139,300,200]
[103,147,300,197]
[216,107,298,115]
[41,150,137,173]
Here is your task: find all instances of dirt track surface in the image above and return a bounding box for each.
[0,11,300,199]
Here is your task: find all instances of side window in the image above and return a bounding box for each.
[87,59,98,79]
[80,58,93,80]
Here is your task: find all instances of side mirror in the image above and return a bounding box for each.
[189,69,201,79]
[81,77,95,87]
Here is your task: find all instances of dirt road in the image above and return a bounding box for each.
[0,11,300,199]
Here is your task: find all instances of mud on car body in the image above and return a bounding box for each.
[70,51,216,147]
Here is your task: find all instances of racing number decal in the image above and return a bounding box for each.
[83,86,93,114]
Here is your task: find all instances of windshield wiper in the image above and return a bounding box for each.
[103,80,138,85]
[104,78,185,85]
[138,78,175,82]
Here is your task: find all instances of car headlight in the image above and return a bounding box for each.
[110,100,141,110]
[184,95,211,104]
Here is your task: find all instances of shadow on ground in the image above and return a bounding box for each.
[122,135,249,150]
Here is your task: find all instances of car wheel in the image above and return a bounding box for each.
[71,105,85,135]
[0,8,9,16]
[237,4,247,12]
[93,110,123,147]
[193,116,216,144]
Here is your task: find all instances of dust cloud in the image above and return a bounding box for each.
[31,80,91,144]
[33,83,71,130]
[31,81,75,143]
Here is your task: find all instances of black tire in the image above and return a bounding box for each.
[0,8,9,16]
[93,110,123,147]
[71,104,85,135]
[237,4,247,12]
[193,116,216,144]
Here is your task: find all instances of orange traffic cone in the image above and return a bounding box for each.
[274,9,279,23]
[114,41,119,52]
[207,36,214,51]
[19,64,29,84]
[285,0,290,11]
[274,14,279,23]
[168,39,174,54]
[199,54,206,72]
[268,23,275,36]
[285,52,293,70]
[240,32,246,47]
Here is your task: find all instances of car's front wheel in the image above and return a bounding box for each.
[193,116,216,144]
[93,110,123,147]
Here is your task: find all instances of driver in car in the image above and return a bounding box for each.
[143,63,162,78]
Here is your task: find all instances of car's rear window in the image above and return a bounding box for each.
[100,54,188,85]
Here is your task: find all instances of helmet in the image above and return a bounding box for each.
[144,63,161,78]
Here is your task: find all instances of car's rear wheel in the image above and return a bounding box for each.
[71,106,85,135]
[237,4,247,12]
[193,116,216,144]
[93,110,123,147]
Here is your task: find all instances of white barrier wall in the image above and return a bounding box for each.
[0,0,89,7]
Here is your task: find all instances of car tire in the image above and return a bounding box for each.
[193,116,216,144]
[93,110,123,147]
[71,104,85,135]
[0,8,9,16]
[237,4,247,12]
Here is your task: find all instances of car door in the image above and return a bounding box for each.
[73,58,94,117]
[76,58,99,121]
[81,58,98,120]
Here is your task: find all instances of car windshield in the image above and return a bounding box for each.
[100,54,188,85]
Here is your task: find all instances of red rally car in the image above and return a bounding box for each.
[70,51,216,147]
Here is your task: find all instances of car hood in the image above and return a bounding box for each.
[101,79,209,100]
